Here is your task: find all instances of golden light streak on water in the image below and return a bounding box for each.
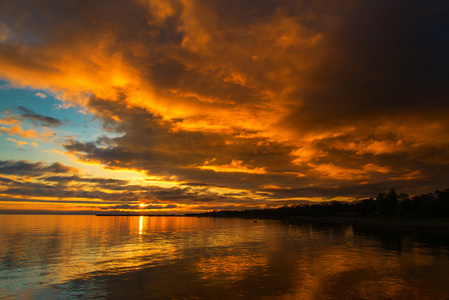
[139,215,143,235]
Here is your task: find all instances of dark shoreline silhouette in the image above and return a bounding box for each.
[94,188,449,231]
[185,188,449,231]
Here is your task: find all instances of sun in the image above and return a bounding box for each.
[139,203,148,208]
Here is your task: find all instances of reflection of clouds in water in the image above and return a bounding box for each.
[3,216,449,299]
[292,249,405,299]
[55,225,449,299]
[196,253,268,282]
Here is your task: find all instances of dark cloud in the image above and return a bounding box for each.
[181,182,214,187]
[0,160,77,176]
[0,209,99,215]
[0,197,117,205]
[105,204,178,210]
[281,0,449,137]
[148,60,263,105]
[43,175,129,186]
[261,183,402,200]
[17,106,63,127]
[0,176,17,184]
[62,96,303,191]
[60,89,449,200]
[0,160,267,210]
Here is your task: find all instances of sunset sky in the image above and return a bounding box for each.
[1,0,448,214]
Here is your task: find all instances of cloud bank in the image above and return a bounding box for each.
[0,0,448,212]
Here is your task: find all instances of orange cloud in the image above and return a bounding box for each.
[389,171,425,181]
[0,124,54,143]
[6,138,28,147]
[0,126,38,139]
[199,160,267,174]
[0,117,20,126]
[35,92,47,98]
[309,162,391,181]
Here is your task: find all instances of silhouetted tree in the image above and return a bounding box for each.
[194,188,449,219]
[359,198,375,216]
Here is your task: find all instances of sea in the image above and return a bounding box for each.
[1,215,449,299]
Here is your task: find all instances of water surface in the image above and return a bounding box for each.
[1,215,449,299]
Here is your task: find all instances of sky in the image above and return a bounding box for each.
[0,0,449,214]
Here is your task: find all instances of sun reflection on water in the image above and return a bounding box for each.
[139,215,143,235]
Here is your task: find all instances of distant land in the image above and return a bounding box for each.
[96,213,183,217]
[185,188,449,231]
[94,188,449,224]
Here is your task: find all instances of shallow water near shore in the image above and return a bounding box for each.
[1,215,449,299]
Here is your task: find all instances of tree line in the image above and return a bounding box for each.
[193,189,449,219]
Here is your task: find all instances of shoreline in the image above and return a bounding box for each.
[185,213,449,232]
[186,213,449,232]
[95,213,449,231]
[261,216,449,232]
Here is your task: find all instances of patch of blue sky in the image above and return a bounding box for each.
[0,80,121,164]
[0,80,89,128]
[0,137,47,162]
[0,80,118,137]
